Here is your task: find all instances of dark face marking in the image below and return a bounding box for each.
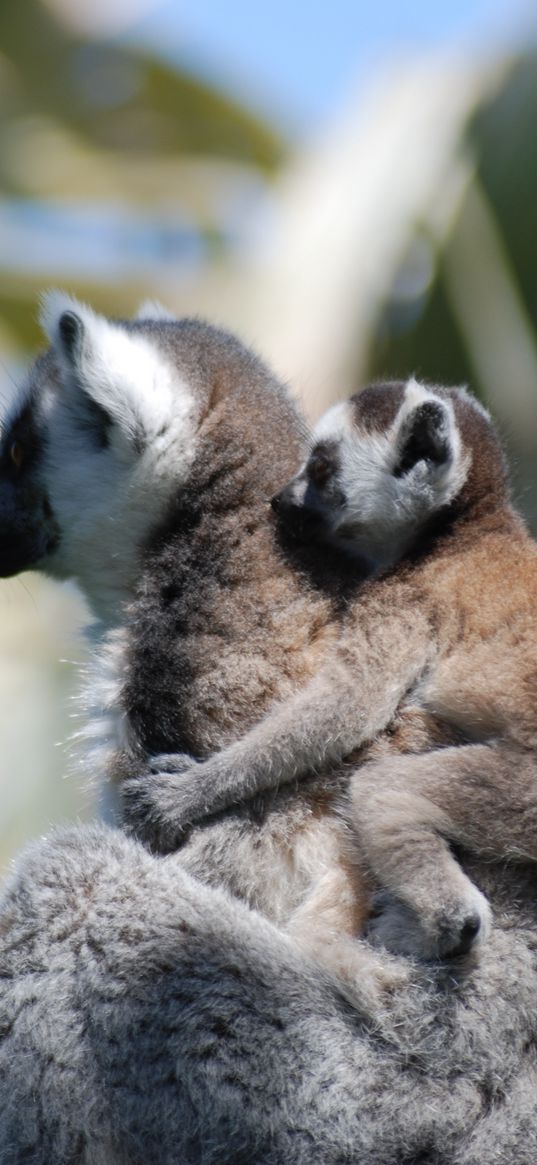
[271,482,331,541]
[1,397,44,477]
[306,441,339,488]
[350,382,406,435]
[0,395,60,577]
[271,440,345,543]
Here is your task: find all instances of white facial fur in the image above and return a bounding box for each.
[312,379,470,568]
[36,292,200,623]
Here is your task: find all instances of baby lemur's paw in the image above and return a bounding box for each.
[121,765,197,853]
[366,884,492,962]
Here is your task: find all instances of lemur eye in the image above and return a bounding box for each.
[9,440,24,470]
[308,447,334,487]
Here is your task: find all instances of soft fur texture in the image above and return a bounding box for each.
[2,825,537,1164]
[1,304,537,1161]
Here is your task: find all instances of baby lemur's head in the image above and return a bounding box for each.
[272,378,507,570]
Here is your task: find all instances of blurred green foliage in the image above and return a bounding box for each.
[371,56,537,390]
[0,0,285,349]
[0,0,283,170]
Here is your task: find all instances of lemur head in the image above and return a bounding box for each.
[0,293,296,623]
[272,378,505,570]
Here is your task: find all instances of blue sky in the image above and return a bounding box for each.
[132,0,536,131]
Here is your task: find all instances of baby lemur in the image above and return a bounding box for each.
[129,377,537,961]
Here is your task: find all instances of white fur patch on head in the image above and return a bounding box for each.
[311,400,353,447]
[402,376,434,409]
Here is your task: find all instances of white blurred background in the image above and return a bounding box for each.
[1,0,537,866]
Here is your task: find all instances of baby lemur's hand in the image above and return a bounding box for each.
[121,751,239,853]
[123,729,298,853]
[121,753,203,852]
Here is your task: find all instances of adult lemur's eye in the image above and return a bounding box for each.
[9,440,24,470]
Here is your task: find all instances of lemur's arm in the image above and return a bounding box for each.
[122,595,434,852]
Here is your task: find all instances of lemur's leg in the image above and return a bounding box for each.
[349,742,537,961]
[286,863,409,1006]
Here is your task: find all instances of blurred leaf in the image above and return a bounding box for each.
[0,0,284,187]
[369,55,537,404]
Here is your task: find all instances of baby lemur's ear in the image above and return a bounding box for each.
[395,399,453,477]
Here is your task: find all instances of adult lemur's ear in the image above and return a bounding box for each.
[395,399,453,477]
[39,291,177,448]
[57,308,85,359]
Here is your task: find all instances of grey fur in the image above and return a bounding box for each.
[2,823,537,1164]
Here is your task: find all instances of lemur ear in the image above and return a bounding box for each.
[57,309,84,358]
[395,400,453,477]
[39,291,176,448]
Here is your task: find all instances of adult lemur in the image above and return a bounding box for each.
[1,297,537,1165]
